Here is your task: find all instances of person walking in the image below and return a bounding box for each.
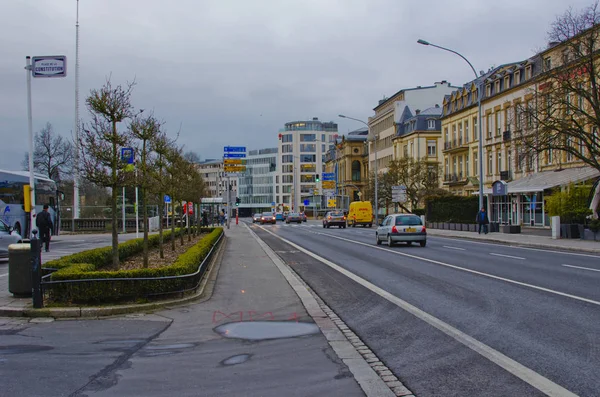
[202,211,208,227]
[476,207,490,234]
[36,204,53,252]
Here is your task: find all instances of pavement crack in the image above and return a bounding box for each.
[68,320,173,397]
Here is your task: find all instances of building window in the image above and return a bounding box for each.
[410,142,414,158]
[444,127,449,143]
[282,155,293,164]
[403,145,408,157]
[458,122,463,144]
[445,159,449,176]
[300,174,316,183]
[427,119,436,129]
[352,161,361,181]
[516,145,522,171]
[487,152,493,175]
[566,138,574,162]
[427,140,436,157]
[514,71,521,84]
[547,149,553,165]
[282,164,293,173]
[473,151,478,176]
[495,111,501,136]
[578,83,584,110]
[486,114,493,139]
[300,134,316,142]
[495,80,500,93]
[300,154,316,163]
[464,120,470,142]
[453,157,457,174]
[507,150,512,172]
[281,134,293,143]
[465,154,470,177]
[282,144,293,153]
[473,117,478,141]
[526,101,534,129]
[497,151,502,172]
[300,144,316,152]
[544,57,552,70]
[486,84,491,96]
[504,76,510,90]
[579,138,586,156]
[458,156,463,178]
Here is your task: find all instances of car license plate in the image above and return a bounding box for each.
[406,227,416,233]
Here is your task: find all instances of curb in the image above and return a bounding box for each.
[0,236,227,319]
[427,231,600,254]
[247,223,414,397]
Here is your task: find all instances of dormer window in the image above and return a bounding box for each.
[486,84,492,96]
[514,70,521,84]
[495,80,500,94]
[504,76,510,90]
[525,65,532,79]
[428,119,436,130]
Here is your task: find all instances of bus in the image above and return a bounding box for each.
[0,169,60,237]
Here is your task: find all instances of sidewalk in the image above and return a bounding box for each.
[427,227,600,253]
[88,224,382,397]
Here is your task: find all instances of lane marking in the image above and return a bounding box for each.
[429,235,600,259]
[255,225,578,397]
[562,264,600,273]
[443,246,466,251]
[490,253,526,260]
[300,231,600,308]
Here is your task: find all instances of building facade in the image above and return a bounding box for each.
[237,148,278,216]
[196,159,226,199]
[276,117,338,211]
[368,81,459,176]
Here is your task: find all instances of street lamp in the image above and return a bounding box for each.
[417,39,485,210]
[338,114,378,223]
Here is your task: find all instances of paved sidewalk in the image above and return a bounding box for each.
[87,223,368,397]
[427,227,600,253]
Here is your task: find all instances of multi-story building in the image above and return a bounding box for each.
[324,127,369,204]
[393,104,443,163]
[276,117,338,211]
[197,159,225,199]
[368,81,459,176]
[237,147,278,216]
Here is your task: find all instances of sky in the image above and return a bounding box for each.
[0,0,593,169]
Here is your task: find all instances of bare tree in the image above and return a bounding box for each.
[78,80,135,269]
[22,122,73,181]
[183,150,201,163]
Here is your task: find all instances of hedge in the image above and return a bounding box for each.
[425,195,481,224]
[44,227,223,304]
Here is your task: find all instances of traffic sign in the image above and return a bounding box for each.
[224,159,246,165]
[224,146,247,153]
[327,199,336,208]
[392,185,407,203]
[303,199,310,206]
[121,147,134,164]
[164,195,171,203]
[322,173,335,181]
[322,180,336,189]
[224,166,247,172]
[31,56,67,78]
[223,153,246,158]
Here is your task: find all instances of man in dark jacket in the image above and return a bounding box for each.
[36,204,53,252]
[476,207,489,234]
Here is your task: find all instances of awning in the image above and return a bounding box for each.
[483,167,600,194]
[201,197,224,204]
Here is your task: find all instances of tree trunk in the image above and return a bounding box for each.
[142,186,149,268]
[187,207,191,242]
[171,193,176,252]
[111,183,119,269]
[158,191,164,259]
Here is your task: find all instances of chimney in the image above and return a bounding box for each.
[415,109,421,115]
[312,117,318,121]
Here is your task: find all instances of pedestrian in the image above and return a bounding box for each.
[202,211,208,227]
[36,204,53,252]
[476,207,489,234]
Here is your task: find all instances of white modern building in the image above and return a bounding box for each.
[368,81,460,174]
[276,117,338,211]
[237,147,278,216]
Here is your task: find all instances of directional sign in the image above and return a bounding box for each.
[224,146,247,153]
[224,166,247,173]
[322,173,336,181]
[121,147,134,163]
[223,153,246,158]
[322,180,336,189]
[32,55,67,78]
[392,185,407,203]
[327,199,336,208]
[224,159,246,165]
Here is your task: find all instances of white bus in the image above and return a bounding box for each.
[0,169,59,237]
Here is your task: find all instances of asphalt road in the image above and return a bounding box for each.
[250,220,600,397]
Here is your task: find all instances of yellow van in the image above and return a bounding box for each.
[347,201,373,227]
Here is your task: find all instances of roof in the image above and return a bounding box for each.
[373,81,460,111]
[483,167,600,194]
[419,106,443,116]
[0,169,55,183]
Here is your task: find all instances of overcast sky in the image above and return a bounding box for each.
[0,0,591,169]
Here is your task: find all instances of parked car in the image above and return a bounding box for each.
[260,212,276,225]
[347,201,373,228]
[0,219,23,259]
[322,211,346,228]
[285,212,303,224]
[275,212,285,221]
[252,213,262,223]
[300,212,307,222]
[375,214,426,247]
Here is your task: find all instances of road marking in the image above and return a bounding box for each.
[430,235,600,258]
[490,253,526,260]
[562,264,600,273]
[255,225,578,397]
[304,232,600,308]
[443,246,466,251]
[0,273,8,278]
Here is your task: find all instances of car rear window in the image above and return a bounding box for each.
[331,212,343,217]
[262,212,273,216]
[395,216,422,226]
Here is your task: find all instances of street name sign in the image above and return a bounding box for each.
[322,180,336,189]
[223,153,246,158]
[224,166,247,173]
[31,56,67,78]
[224,159,246,165]
[322,173,335,181]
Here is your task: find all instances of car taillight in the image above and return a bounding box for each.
[343,216,346,220]
[261,217,265,220]
[392,226,398,233]
[328,216,332,220]
[422,226,426,233]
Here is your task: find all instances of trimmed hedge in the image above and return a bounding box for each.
[44,227,223,304]
[425,195,481,224]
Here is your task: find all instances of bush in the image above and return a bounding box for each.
[589,219,600,234]
[44,228,223,304]
[546,184,592,224]
[425,195,480,224]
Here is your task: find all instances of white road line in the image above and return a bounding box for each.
[443,246,466,251]
[307,232,600,308]
[562,264,600,273]
[490,253,526,260]
[256,226,578,397]
[430,235,600,258]
[0,273,8,278]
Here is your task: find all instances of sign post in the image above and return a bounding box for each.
[223,146,247,228]
[392,185,407,206]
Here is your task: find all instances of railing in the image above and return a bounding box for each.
[500,170,512,181]
[444,172,465,183]
[41,230,224,304]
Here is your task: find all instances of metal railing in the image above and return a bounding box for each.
[40,230,224,304]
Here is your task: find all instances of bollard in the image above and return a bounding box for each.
[30,230,43,308]
[551,216,560,240]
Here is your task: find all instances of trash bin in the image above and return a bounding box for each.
[8,243,32,298]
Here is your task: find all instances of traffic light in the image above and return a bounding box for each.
[235,197,241,206]
[315,174,320,182]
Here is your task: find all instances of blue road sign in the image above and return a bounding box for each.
[223,153,246,158]
[224,146,247,153]
[164,195,171,203]
[121,147,134,164]
[271,202,276,206]
[322,173,335,181]
[303,199,310,206]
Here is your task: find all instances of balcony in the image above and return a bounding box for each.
[500,170,512,181]
[503,130,511,142]
[442,138,470,153]
[443,172,467,185]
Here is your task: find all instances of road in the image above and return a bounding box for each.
[250,220,600,397]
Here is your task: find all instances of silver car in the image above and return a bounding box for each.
[375,214,426,247]
[0,219,23,259]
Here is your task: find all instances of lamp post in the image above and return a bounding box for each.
[338,115,377,222]
[417,39,485,210]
